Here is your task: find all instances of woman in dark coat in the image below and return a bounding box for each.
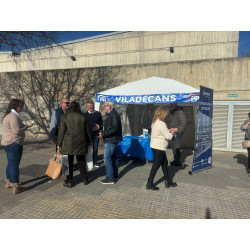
[57,102,92,187]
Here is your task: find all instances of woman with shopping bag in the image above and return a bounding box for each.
[240,112,250,177]
[1,99,33,195]
[57,101,92,187]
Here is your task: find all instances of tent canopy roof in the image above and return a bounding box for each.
[98,77,199,95]
[96,77,200,104]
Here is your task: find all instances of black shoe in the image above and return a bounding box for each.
[165,181,177,188]
[146,178,159,191]
[114,176,119,183]
[63,182,72,188]
[83,179,89,185]
[170,161,182,166]
[100,178,115,185]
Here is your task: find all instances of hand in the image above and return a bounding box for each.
[26,122,33,128]
[98,132,103,139]
[92,124,99,131]
[244,122,250,129]
[170,130,175,135]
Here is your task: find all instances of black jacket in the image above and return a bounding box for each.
[102,109,122,144]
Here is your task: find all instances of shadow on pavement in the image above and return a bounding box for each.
[233,154,247,170]
[21,175,52,191]
[74,157,147,184]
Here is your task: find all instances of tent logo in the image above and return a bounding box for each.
[97,95,107,102]
[188,93,199,102]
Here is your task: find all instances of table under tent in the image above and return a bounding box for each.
[95,77,200,152]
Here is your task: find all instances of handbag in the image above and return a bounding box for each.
[85,145,93,172]
[45,152,63,179]
[56,154,69,176]
[242,140,250,149]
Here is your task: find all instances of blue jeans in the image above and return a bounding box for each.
[104,143,118,180]
[2,142,23,183]
[92,135,99,164]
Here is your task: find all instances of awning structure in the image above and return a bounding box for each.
[95,77,200,104]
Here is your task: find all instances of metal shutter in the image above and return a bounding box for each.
[212,105,229,150]
[231,105,250,150]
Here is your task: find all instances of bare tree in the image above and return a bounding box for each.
[0,66,126,137]
[240,50,250,57]
[0,31,61,55]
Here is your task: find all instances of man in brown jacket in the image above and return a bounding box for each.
[169,103,187,167]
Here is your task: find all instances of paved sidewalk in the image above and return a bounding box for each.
[0,139,250,219]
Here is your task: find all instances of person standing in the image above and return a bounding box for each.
[169,103,187,167]
[1,99,33,195]
[57,102,92,187]
[84,100,103,168]
[141,104,156,135]
[50,98,70,145]
[146,107,177,191]
[240,112,250,177]
[98,101,122,184]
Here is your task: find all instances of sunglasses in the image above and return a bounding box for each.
[62,102,70,105]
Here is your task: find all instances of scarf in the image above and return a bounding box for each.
[11,109,21,120]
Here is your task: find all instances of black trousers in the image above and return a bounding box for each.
[149,148,170,182]
[247,149,250,173]
[67,155,86,179]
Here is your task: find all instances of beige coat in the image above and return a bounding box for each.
[1,112,28,146]
[150,119,173,151]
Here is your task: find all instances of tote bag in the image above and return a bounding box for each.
[45,153,63,179]
[242,140,250,149]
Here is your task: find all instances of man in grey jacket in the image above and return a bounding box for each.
[169,103,187,167]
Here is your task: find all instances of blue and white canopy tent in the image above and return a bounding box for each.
[95,77,200,106]
[95,77,200,138]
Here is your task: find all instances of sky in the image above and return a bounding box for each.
[238,31,250,56]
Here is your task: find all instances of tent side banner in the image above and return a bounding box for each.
[192,86,213,173]
[95,92,200,104]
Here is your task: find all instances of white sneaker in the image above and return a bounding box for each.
[94,164,100,168]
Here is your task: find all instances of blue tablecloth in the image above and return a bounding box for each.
[117,136,153,161]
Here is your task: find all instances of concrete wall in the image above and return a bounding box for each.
[0,31,239,72]
[112,57,250,101]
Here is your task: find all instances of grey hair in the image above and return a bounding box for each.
[104,101,115,109]
[87,99,94,105]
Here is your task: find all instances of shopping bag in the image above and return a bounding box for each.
[85,145,93,172]
[242,140,250,149]
[45,153,63,179]
[57,154,69,176]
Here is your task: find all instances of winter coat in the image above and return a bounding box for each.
[240,119,250,140]
[102,109,122,144]
[57,111,92,155]
[150,119,173,151]
[1,112,28,146]
[169,106,187,134]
